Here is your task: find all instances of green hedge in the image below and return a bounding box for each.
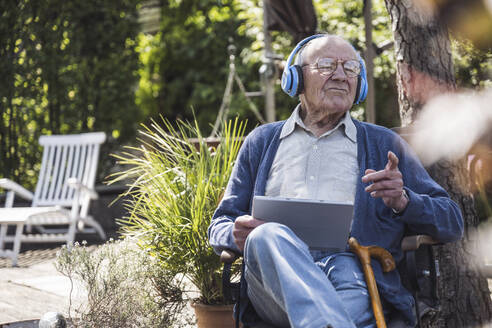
[0,0,142,189]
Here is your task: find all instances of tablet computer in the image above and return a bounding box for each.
[252,196,354,251]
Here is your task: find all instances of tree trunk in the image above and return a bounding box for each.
[384,1,492,327]
[363,0,375,124]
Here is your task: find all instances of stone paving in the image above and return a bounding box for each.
[0,247,73,325]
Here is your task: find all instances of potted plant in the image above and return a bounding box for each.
[110,117,246,327]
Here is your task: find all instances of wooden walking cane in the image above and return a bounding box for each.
[348,237,396,328]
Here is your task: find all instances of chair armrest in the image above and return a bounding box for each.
[0,178,34,201]
[67,177,98,199]
[401,234,441,322]
[220,249,242,264]
[401,235,439,252]
[221,249,242,304]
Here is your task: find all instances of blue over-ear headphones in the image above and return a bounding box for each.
[281,34,368,104]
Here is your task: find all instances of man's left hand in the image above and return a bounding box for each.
[362,151,409,212]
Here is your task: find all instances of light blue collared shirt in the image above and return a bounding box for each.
[265,105,358,203]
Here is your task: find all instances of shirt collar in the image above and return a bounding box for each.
[280,104,357,143]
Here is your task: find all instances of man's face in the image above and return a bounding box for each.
[300,37,359,116]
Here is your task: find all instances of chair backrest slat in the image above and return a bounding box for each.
[53,145,69,202]
[88,144,101,187]
[33,132,106,207]
[33,144,50,206]
[60,144,75,200]
[85,144,100,187]
[80,144,102,217]
[47,144,63,201]
[75,144,88,185]
[67,144,82,200]
[37,145,55,205]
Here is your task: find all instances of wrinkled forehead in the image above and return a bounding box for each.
[302,36,357,63]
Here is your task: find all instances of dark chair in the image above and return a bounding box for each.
[221,234,439,328]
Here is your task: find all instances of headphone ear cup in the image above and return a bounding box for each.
[356,75,368,104]
[354,76,361,105]
[288,66,299,97]
[359,78,368,103]
[354,56,368,104]
[293,65,304,96]
[282,34,324,98]
[281,69,293,95]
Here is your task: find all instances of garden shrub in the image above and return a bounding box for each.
[56,238,188,328]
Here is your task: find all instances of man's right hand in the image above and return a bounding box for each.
[233,215,265,252]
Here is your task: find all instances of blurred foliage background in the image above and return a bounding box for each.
[0,0,141,188]
[1,0,491,190]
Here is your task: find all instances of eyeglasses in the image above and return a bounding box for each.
[302,58,361,77]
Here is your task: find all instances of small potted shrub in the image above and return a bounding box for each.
[111,118,246,327]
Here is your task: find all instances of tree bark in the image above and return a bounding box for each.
[363,0,375,124]
[384,1,492,326]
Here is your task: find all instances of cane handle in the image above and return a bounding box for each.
[349,237,396,328]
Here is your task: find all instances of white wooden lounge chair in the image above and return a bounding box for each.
[0,132,107,266]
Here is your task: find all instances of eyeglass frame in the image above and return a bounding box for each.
[301,57,361,78]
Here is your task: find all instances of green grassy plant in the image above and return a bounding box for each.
[110,117,246,305]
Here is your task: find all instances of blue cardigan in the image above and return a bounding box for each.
[208,118,464,323]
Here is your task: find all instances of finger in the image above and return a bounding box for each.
[369,189,405,198]
[238,218,264,229]
[362,169,402,183]
[235,215,257,228]
[365,179,403,193]
[232,228,249,240]
[234,239,245,252]
[250,218,266,228]
[385,151,399,171]
[233,218,264,238]
[362,169,377,183]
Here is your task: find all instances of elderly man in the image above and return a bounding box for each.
[208,34,463,328]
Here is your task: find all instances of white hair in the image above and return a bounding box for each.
[294,34,355,66]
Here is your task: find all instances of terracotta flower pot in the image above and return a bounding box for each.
[191,302,238,328]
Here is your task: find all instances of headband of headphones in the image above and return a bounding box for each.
[281,34,368,104]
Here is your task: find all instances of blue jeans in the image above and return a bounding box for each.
[244,222,384,328]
